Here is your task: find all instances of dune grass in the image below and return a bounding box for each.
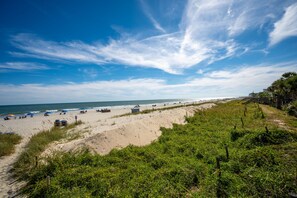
[114,101,214,118]
[16,101,297,197]
[12,120,82,180]
[0,133,22,157]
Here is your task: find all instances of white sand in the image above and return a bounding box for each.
[0,102,215,197]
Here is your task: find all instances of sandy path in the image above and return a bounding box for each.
[0,138,28,197]
[0,102,215,197]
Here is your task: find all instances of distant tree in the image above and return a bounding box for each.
[249,72,297,115]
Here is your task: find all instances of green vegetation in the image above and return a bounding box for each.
[0,133,22,157]
[13,120,82,180]
[115,101,215,118]
[16,101,297,197]
[250,72,297,116]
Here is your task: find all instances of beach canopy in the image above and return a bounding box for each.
[7,114,15,117]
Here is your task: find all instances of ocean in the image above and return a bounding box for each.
[0,99,185,115]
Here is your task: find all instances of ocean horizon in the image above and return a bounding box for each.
[0,99,187,115]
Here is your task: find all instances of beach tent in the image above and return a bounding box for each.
[44,112,52,116]
[4,114,15,120]
[131,106,140,113]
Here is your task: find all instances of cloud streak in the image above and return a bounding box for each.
[0,62,48,72]
[1,62,295,104]
[9,0,295,74]
[140,0,166,33]
[269,2,297,46]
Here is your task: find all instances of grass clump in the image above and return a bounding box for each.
[0,133,22,157]
[114,102,213,118]
[12,121,82,180]
[16,101,297,197]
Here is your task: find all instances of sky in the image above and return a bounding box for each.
[0,0,297,105]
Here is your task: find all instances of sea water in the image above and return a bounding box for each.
[0,99,185,115]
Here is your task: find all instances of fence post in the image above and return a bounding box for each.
[224,145,229,160]
[216,156,222,198]
[35,156,38,167]
[261,110,265,118]
[216,157,221,176]
[47,176,51,189]
[241,117,244,128]
[265,126,269,133]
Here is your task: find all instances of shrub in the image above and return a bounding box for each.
[286,100,297,117]
[0,133,22,157]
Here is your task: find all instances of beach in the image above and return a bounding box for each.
[0,101,216,197]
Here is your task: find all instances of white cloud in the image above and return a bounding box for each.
[1,62,295,105]
[269,2,297,46]
[0,62,48,72]
[196,69,204,74]
[78,68,98,78]
[9,0,293,74]
[140,0,166,33]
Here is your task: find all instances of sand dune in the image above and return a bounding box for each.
[42,103,215,155]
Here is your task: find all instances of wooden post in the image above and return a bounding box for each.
[224,145,229,160]
[35,156,38,167]
[47,176,51,188]
[265,126,269,133]
[241,117,244,128]
[261,110,265,118]
[295,166,297,186]
[216,157,221,175]
[216,156,222,198]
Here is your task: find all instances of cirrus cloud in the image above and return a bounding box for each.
[9,0,295,74]
[269,2,297,46]
[0,62,48,72]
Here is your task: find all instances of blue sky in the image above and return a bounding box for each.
[0,0,297,105]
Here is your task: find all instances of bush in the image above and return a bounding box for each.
[0,133,22,157]
[237,129,297,149]
[286,100,297,117]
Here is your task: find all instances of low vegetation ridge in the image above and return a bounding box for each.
[15,101,297,197]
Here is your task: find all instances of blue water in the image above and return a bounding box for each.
[0,99,184,115]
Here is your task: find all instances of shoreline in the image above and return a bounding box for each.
[0,97,235,116]
[0,99,187,116]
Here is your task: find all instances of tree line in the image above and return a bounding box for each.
[249,72,297,116]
